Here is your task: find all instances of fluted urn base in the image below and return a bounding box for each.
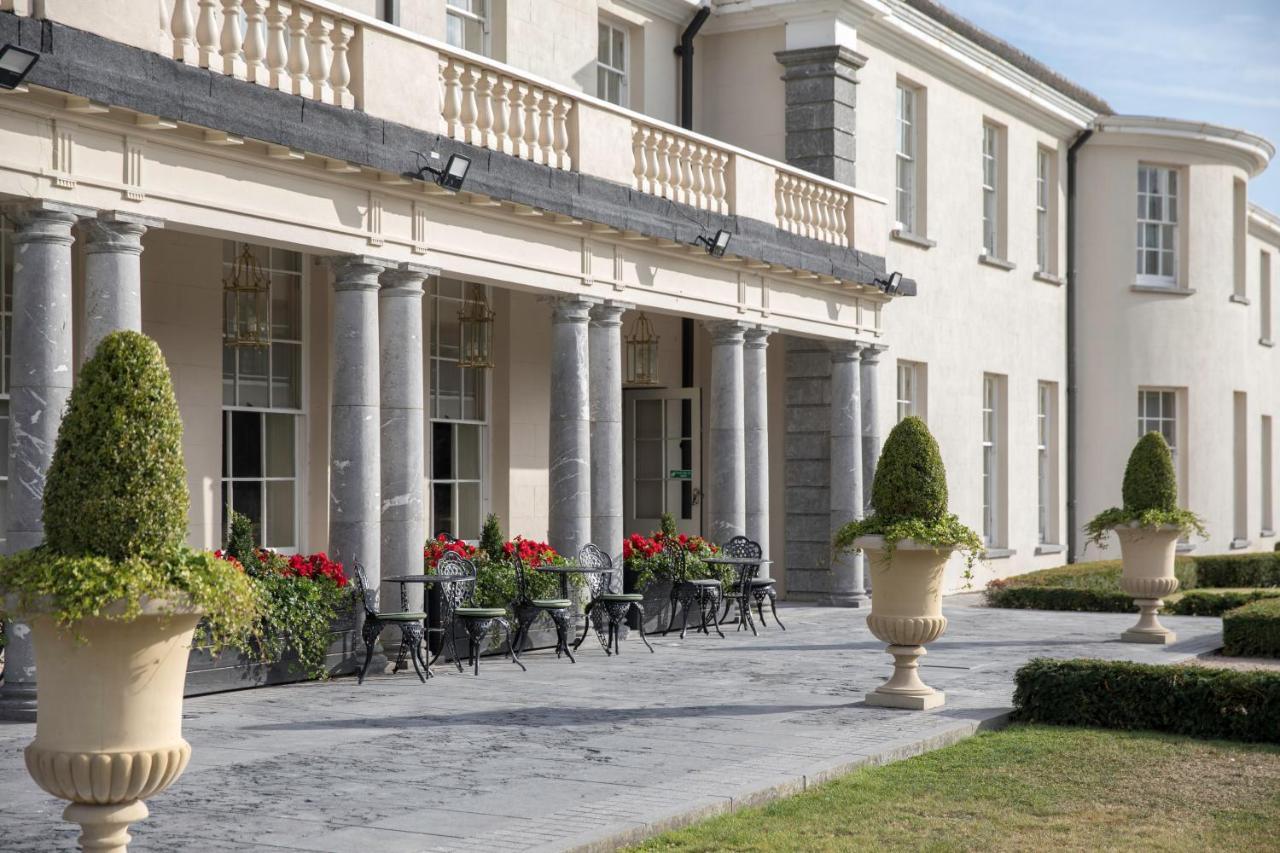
[855,537,953,711]
[1115,525,1181,644]
[63,801,150,853]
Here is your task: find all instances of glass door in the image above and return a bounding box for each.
[623,388,701,536]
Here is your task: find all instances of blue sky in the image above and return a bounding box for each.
[942,0,1280,212]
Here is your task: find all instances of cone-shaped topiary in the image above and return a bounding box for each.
[43,330,190,562]
[870,416,948,522]
[1122,431,1178,513]
[479,513,504,560]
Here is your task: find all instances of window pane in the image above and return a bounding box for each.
[432,482,454,537]
[635,440,662,479]
[635,480,662,518]
[612,29,625,71]
[265,413,295,478]
[457,481,481,540]
[230,411,263,478]
[0,400,8,480]
[635,399,662,440]
[265,481,295,549]
[271,274,301,340]
[598,23,609,63]
[435,360,461,420]
[432,422,453,480]
[232,481,263,542]
[271,341,301,410]
[223,346,236,406]
[237,346,270,408]
[456,423,480,480]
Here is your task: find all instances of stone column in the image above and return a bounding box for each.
[81,212,163,359]
[378,263,433,612]
[860,344,884,595]
[589,301,626,568]
[329,257,384,604]
[548,297,593,559]
[743,327,772,573]
[829,341,868,606]
[707,320,748,544]
[775,45,866,187]
[0,200,92,720]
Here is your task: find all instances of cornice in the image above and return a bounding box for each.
[1093,115,1274,177]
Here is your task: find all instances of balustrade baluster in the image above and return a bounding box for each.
[196,0,220,69]
[643,130,660,195]
[265,1,289,90]
[219,0,247,79]
[329,21,354,108]
[490,77,509,153]
[522,86,540,164]
[307,14,334,104]
[171,0,197,62]
[242,0,266,84]
[286,4,312,97]
[654,135,671,199]
[713,151,728,213]
[459,65,479,145]
[508,82,527,158]
[553,97,571,169]
[440,59,461,138]
[537,93,556,166]
[688,145,705,210]
[475,71,494,148]
[632,127,646,191]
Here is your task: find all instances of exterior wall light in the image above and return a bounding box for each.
[223,245,271,348]
[0,44,39,90]
[694,229,732,257]
[875,271,903,295]
[458,283,495,368]
[418,152,471,192]
[625,311,661,386]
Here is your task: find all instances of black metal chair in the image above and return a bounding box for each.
[662,538,724,639]
[573,543,653,655]
[717,536,762,636]
[510,554,576,663]
[750,571,785,631]
[353,560,428,685]
[435,550,526,676]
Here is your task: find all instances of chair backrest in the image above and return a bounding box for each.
[721,535,763,595]
[351,560,379,619]
[577,543,615,597]
[661,536,690,583]
[511,552,534,605]
[434,550,477,617]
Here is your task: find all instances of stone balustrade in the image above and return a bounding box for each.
[169,0,359,108]
[631,123,731,215]
[775,171,852,247]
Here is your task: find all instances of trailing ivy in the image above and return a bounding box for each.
[1084,432,1205,549]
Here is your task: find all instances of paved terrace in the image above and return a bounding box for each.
[0,602,1222,852]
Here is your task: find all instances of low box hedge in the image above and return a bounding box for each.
[1194,553,1280,588]
[1222,598,1280,658]
[984,584,1135,613]
[1166,589,1280,617]
[1012,658,1280,743]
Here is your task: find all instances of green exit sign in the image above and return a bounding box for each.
[669,469,693,480]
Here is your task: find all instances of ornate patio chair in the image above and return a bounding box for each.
[662,538,724,639]
[573,543,653,655]
[435,550,526,676]
[717,536,762,636]
[352,560,428,685]
[510,554,576,663]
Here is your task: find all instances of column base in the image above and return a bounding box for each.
[865,689,946,710]
[823,592,871,608]
[0,683,38,722]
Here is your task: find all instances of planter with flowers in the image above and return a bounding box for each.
[0,332,258,851]
[623,527,723,633]
[834,416,983,710]
[1084,431,1206,644]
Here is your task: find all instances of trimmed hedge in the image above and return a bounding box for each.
[1194,553,1280,588]
[1013,658,1280,743]
[1223,598,1280,658]
[984,585,1135,613]
[1166,589,1280,617]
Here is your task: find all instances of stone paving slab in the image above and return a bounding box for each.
[0,604,1223,852]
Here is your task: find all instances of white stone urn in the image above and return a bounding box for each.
[22,598,202,852]
[856,536,951,710]
[1114,523,1181,644]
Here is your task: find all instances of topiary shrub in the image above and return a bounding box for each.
[479,513,504,560]
[1193,553,1280,588]
[43,331,189,562]
[1084,431,1205,549]
[1222,598,1280,658]
[834,416,982,577]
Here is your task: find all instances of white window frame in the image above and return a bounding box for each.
[981,123,1000,257]
[429,278,491,541]
[895,360,925,423]
[1262,250,1273,343]
[1036,148,1050,273]
[982,373,1004,547]
[596,19,628,107]
[221,242,307,553]
[1262,414,1274,535]
[895,84,917,234]
[446,0,489,56]
[1037,381,1058,545]
[1136,164,1179,286]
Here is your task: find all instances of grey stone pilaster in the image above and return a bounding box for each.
[860,344,885,514]
[828,341,868,606]
[589,302,626,568]
[82,212,162,359]
[548,297,593,559]
[0,200,92,720]
[743,327,772,573]
[329,257,384,605]
[707,320,749,544]
[378,263,433,612]
[775,45,866,187]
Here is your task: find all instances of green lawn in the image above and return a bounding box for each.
[630,725,1280,852]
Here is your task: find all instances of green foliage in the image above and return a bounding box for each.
[1222,598,1280,658]
[224,511,259,571]
[1013,658,1280,743]
[43,331,189,562]
[834,514,984,577]
[0,546,259,649]
[659,512,678,537]
[869,416,948,522]
[1122,432,1178,513]
[1194,552,1280,588]
[623,533,721,591]
[479,513,504,560]
[473,555,572,612]
[1166,589,1280,617]
[248,553,350,680]
[1083,507,1206,550]
[985,585,1137,613]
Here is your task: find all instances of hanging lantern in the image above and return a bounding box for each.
[222,244,271,348]
[458,283,495,369]
[625,311,660,386]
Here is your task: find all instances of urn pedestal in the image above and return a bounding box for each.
[23,600,202,852]
[856,536,951,710]
[1115,525,1181,644]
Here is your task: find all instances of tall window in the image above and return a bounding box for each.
[1137,388,1179,493]
[430,279,488,540]
[1234,391,1248,544]
[1136,165,1178,284]
[1036,148,1050,273]
[0,218,12,547]
[1262,251,1273,342]
[1037,382,1058,545]
[446,0,488,55]
[895,84,917,233]
[895,360,925,423]
[221,242,304,550]
[981,123,1000,257]
[982,374,1004,546]
[1234,178,1247,299]
[596,21,627,106]
[378,0,399,25]
[1262,415,1274,534]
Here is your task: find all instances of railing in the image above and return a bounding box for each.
[168,0,359,109]
[438,54,573,170]
[631,123,731,215]
[775,172,851,247]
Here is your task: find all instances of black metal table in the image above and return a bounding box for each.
[703,556,772,635]
[534,562,613,599]
[383,572,457,677]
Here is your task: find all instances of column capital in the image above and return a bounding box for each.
[2,200,95,245]
[744,326,775,349]
[705,319,751,344]
[858,342,888,364]
[82,212,163,256]
[549,295,595,324]
[330,255,389,292]
[829,339,865,362]
[378,262,435,297]
[588,301,629,327]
